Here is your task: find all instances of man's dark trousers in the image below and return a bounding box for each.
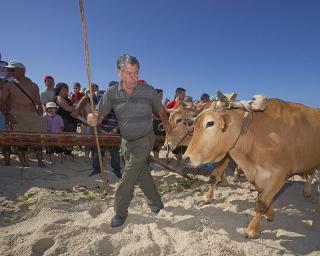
[114,132,163,218]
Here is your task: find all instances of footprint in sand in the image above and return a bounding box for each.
[88,204,103,218]
[53,219,73,225]
[97,236,113,255]
[42,219,73,233]
[31,237,54,256]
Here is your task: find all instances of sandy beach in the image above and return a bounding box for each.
[0,151,319,256]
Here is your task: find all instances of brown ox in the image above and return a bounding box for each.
[166,93,240,150]
[183,98,320,238]
[165,100,230,203]
[166,100,207,150]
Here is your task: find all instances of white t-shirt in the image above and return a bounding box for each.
[40,90,55,105]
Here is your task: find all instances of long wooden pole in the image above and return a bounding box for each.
[78,0,108,192]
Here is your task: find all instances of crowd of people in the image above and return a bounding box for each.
[0,58,211,173]
[0,54,213,227]
[0,60,122,175]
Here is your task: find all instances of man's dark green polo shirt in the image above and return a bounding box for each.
[96,82,162,141]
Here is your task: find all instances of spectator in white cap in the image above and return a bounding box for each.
[43,101,64,163]
[1,60,46,167]
[4,60,26,70]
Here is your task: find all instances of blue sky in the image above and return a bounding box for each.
[1,0,320,107]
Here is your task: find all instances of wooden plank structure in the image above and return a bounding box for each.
[0,131,165,147]
[0,131,196,180]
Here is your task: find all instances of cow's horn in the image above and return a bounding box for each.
[216,90,229,105]
[185,102,193,109]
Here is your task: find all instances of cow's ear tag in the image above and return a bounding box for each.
[218,115,229,132]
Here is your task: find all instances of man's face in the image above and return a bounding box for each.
[74,85,81,93]
[7,68,25,79]
[202,97,210,103]
[45,78,55,89]
[91,84,98,93]
[118,64,139,88]
[177,91,186,101]
[158,91,163,100]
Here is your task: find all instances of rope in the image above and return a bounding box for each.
[78,0,108,193]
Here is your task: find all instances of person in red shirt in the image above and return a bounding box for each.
[70,82,84,106]
[166,87,186,109]
[166,87,187,165]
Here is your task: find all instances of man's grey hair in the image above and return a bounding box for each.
[117,54,140,70]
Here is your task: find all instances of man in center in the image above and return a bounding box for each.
[87,54,172,228]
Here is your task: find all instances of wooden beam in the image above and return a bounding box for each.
[0,131,165,147]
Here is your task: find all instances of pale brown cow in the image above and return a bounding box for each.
[165,100,230,203]
[166,100,206,150]
[183,98,320,238]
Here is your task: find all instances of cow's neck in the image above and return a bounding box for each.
[228,110,255,183]
[227,110,252,151]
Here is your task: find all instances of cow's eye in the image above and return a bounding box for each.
[176,118,182,124]
[206,121,214,128]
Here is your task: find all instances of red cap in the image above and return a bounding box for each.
[138,79,146,84]
[44,75,54,82]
